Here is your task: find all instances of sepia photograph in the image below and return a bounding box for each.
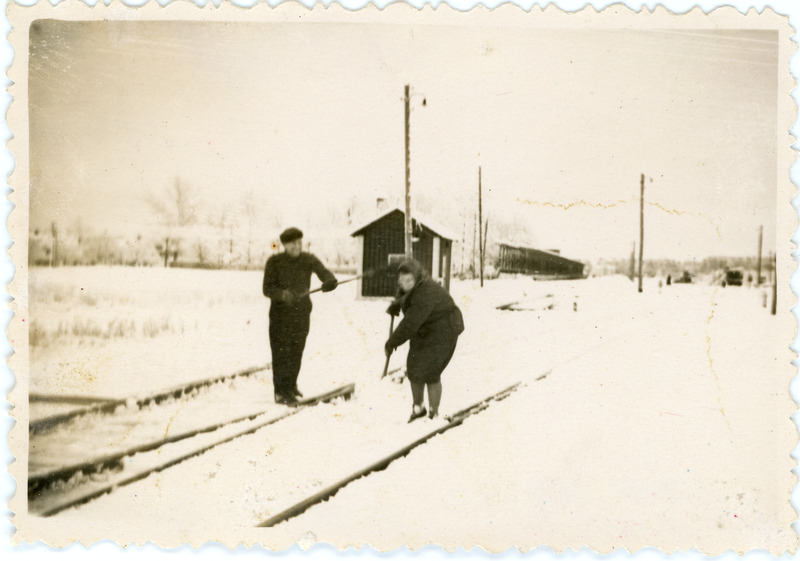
[4,0,799,555]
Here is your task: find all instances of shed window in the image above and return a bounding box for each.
[388,253,405,266]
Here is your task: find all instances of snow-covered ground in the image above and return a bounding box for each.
[27,267,273,400]
[18,267,796,553]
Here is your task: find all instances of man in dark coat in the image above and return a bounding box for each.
[385,259,464,422]
[263,227,338,404]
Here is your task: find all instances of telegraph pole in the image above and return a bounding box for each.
[771,252,777,315]
[472,212,477,277]
[756,225,763,286]
[461,219,465,276]
[638,173,644,293]
[404,84,412,259]
[483,218,489,267]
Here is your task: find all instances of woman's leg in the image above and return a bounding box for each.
[425,337,456,417]
[427,381,442,417]
[410,379,425,409]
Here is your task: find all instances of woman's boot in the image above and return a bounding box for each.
[408,381,427,422]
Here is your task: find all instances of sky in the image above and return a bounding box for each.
[27,20,779,262]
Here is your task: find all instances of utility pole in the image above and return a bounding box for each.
[479,166,484,287]
[472,212,477,277]
[461,218,465,276]
[404,84,412,259]
[771,252,777,315]
[483,217,489,259]
[483,218,489,272]
[756,225,763,286]
[638,173,644,293]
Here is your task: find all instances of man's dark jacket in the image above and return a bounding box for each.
[262,252,336,317]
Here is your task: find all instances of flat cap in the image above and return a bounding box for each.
[279,227,303,244]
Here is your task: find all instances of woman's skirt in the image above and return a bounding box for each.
[406,323,459,384]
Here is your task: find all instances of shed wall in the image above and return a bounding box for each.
[355,211,454,297]
[361,212,406,297]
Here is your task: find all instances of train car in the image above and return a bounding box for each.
[497,243,585,279]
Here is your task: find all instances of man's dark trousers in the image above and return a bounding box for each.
[269,309,310,397]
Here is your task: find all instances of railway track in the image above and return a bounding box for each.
[29,364,270,435]
[256,378,533,528]
[249,339,615,528]
[30,364,275,494]
[29,382,355,517]
[29,340,600,524]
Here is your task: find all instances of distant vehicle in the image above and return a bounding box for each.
[722,270,743,287]
[673,271,693,284]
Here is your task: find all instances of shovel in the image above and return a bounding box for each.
[381,314,396,379]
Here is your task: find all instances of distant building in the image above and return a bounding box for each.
[351,208,455,297]
[497,243,585,279]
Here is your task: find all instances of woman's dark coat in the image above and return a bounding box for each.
[387,278,464,383]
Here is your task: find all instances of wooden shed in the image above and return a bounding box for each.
[351,208,454,298]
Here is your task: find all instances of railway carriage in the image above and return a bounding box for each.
[497,243,585,280]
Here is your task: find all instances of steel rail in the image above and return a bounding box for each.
[32,383,355,517]
[256,379,529,528]
[30,395,308,496]
[29,364,270,435]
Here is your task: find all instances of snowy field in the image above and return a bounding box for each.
[28,267,274,401]
[19,266,796,552]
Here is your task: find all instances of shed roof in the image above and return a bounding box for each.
[350,208,457,241]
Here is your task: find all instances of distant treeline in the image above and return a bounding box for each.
[602,255,774,280]
[30,225,766,281]
[29,226,358,271]
[30,174,548,276]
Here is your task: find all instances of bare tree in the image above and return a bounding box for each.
[147,177,199,267]
[345,194,359,226]
[215,203,240,268]
[241,189,259,268]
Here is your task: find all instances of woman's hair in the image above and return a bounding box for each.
[397,259,427,281]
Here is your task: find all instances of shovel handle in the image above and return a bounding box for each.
[297,272,373,299]
[381,314,396,379]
